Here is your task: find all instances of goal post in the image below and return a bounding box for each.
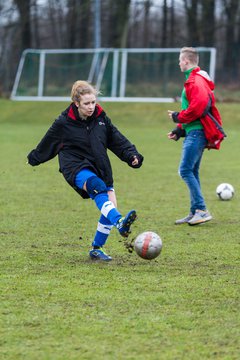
[11,47,216,102]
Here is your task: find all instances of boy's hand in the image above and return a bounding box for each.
[167,131,177,140]
[168,110,174,119]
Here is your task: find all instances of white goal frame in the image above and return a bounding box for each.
[11,47,217,103]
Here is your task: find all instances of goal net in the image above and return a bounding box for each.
[11,47,216,102]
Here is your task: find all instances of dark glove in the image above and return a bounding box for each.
[171,127,186,141]
[171,112,180,123]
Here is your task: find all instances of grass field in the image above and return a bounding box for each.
[0,99,239,360]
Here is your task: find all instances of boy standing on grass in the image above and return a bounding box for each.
[27,80,143,261]
[167,47,224,226]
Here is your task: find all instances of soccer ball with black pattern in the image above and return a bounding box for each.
[216,183,234,201]
[134,231,162,260]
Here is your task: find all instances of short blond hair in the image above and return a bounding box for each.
[71,80,98,102]
[180,47,199,65]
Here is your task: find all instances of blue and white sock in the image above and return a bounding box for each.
[94,193,122,226]
[92,215,113,248]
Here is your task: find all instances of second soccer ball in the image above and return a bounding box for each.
[216,183,234,200]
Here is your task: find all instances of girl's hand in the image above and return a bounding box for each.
[131,155,139,166]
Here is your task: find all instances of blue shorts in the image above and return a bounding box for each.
[75,169,114,192]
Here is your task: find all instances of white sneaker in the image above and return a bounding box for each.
[175,213,193,225]
[188,210,212,226]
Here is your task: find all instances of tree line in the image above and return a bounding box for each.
[0,0,239,97]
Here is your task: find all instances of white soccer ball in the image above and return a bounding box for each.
[134,231,162,260]
[216,183,234,200]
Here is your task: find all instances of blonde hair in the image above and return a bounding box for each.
[180,47,199,65]
[71,80,98,103]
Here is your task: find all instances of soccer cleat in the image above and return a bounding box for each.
[188,210,212,226]
[89,247,112,261]
[116,210,137,238]
[175,213,193,225]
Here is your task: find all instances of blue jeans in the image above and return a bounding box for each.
[179,130,207,214]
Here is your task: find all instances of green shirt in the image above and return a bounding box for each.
[181,68,203,134]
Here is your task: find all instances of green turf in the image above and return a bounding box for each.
[0,99,239,360]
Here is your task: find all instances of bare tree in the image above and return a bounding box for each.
[78,0,92,48]
[31,0,40,48]
[14,0,32,49]
[0,1,20,94]
[128,1,144,47]
[143,0,151,47]
[183,0,201,45]
[67,0,91,48]
[160,0,168,47]
[46,0,63,47]
[169,0,176,47]
[104,0,131,48]
[201,0,215,46]
[222,0,240,78]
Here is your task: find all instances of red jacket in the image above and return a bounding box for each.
[176,67,224,149]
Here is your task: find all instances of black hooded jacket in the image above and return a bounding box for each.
[27,103,144,198]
